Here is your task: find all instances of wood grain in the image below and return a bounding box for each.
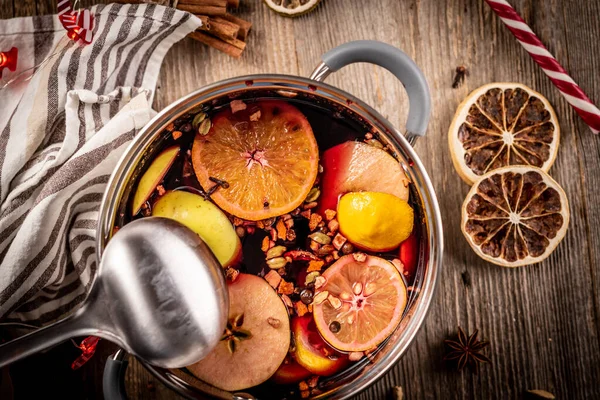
[1,0,599,399]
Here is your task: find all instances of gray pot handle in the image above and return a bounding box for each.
[103,350,128,400]
[310,40,431,142]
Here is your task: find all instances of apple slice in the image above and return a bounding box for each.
[152,190,241,267]
[187,273,291,391]
[292,315,348,376]
[318,141,410,214]
[131,146,179,216]
[399,231,419,280]
[271,355,312,385]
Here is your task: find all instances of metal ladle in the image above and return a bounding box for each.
[0,217,229,369]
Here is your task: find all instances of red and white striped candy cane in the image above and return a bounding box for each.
[485,0,600,134]
[57,0,94,44]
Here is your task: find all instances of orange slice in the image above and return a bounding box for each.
[449,83,559,185]
[312,254,407,352]
[461,166,569,267]
[192,100,319,220]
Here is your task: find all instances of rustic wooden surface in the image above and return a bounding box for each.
[2,0,599,399]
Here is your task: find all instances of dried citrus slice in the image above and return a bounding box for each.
[263,0,322,17]
[192,101,319,220]
[449,83,559,185]
[312,254,407,352]
[461,166,569,267]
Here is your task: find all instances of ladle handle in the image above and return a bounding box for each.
[310,40,431,144]
[0,311,92,368]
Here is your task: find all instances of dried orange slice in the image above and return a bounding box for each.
[449,83,559,185]
[192,101,319,220]
[461,166,569,267]
[312,254,407,352]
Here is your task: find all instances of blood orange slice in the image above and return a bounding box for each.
[461,166,569,267]
[449,83,559,185]
[312,254,407,352]
[192,100,319,220]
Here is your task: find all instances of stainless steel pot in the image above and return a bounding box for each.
[98,41,443,400]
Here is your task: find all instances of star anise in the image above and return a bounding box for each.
[444,327,490,372]
[221,313,252,354]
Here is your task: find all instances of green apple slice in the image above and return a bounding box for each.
[152,190,241,267]
[132,146,180,216]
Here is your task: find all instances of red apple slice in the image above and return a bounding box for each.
[131,146,179,215]
[318,141,410,214]
[399,231,419,280]
[187,274,291,391]
[152,190,241,267]
[271,355,312,385]
[292,315,348,376]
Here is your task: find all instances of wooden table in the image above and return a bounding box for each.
[2,0,599,399]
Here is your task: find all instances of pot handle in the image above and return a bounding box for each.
[103,350,129,400]
[310,40,431,144]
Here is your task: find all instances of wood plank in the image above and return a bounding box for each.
[0,0,14,19]
[0,0,599,399]
[35,0,56,16]
[12,0,36,17]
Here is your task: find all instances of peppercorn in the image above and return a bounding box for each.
[300,289,313,305]
[329,321,341,333]
[180,123,192,133]
[341,242,354,255]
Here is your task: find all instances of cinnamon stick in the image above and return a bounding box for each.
[177,0,228,6]
[198,15,240,41]
[196,15,210,29]
[189,31,244,58]
[226,0,240,7]
[215,14,251,41]
[177,4,226,15]
[217,35,246,50]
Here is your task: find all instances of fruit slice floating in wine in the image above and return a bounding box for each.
[461,165,569,267]
[192,100,319,221]
[312,254,407,352]
[337,192,414,252]
[318,141,410,214]
[187,273,291,391]
[449,83,560,185]
[292,315,348,376]
[131,146,179,215]
[152,190,241,267]
[271,355,312,385]
[398,231,419,280]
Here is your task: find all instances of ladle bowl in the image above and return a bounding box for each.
[0,217,228,369]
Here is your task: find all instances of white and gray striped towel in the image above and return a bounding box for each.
[0,3,202,326]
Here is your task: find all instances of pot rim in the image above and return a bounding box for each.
[96,73,443,400]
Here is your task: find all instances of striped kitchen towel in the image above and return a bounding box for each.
[0,3,201,326]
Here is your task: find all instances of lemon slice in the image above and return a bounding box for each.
[312,254,407,352]
[337,192,414,252]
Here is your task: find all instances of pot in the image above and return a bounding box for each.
[98,41,443,400]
